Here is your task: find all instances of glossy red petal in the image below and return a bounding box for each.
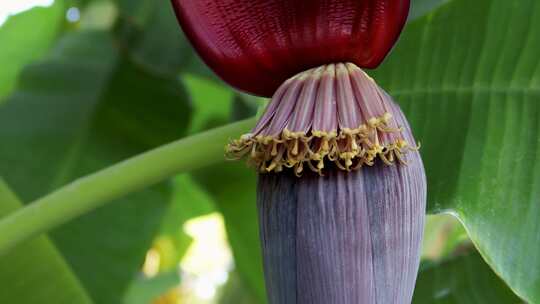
[171,0,410,97]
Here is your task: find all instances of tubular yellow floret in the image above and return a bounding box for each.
[226,113,418,176]
[225,62,420,176]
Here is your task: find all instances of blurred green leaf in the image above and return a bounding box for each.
[372,0,540,302]
[78,0,118,30]
[183,75,234,133]
[169,175,216,224]
[0,30,190,304]
[193,162,266,304]
[0,0,64,100]
[219,271,259,304]
[0,180,93,304]
[116,0,155,25]
[123,272,180,304]
[182,60,266,302]
[115,0,216,80]
[155,174,216,271]
[410,0,450,20]
[231,93,264,121]
[413,249,522,303]
[422,215,467,260]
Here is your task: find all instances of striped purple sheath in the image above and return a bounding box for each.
[227,63,426,304]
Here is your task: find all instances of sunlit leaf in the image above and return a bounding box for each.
[0,0,64,100]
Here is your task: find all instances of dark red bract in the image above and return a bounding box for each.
[171,0,410,97]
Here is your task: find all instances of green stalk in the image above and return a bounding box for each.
[0,118,255,256]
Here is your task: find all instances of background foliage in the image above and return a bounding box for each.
[0,0,536,303]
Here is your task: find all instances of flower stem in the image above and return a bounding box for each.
[0,118,256,256]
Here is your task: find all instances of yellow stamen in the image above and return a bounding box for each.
[225,112,419,176]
